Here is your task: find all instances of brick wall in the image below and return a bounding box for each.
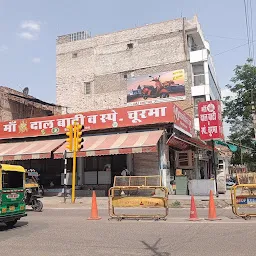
[56,17,198,117]
[0,86,62,122]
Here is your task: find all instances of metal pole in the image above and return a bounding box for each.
[240,139,243,164]
[251,88,256,139]
[194,148,199,179]
[63,150,67,203]
[72,151,77,203]
[71,123,77,204]
[212,139,218,197]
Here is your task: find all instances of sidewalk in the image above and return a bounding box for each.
[41,192,232,209]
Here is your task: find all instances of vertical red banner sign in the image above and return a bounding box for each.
[198,100,224,141]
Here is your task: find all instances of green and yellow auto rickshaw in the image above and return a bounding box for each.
[0,164,27,227]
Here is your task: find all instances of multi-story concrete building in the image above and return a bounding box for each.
[25,15,222,194]
[56,15,221,132]
[190,43,221,131]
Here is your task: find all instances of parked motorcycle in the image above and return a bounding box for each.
[25,188,43,212]
[25,169,44,212]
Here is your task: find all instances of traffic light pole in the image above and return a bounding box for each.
[71,150,77,203]
[65,121,83,204]
[63,150,67,203]
[71,123,77,204]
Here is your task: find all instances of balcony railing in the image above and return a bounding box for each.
[194,74,205,86]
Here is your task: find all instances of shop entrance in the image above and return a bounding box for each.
[6,154,127,195]
[5,159,64,188]
[84,154,127,187]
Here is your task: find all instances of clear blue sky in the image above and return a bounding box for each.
[0,0,254,105]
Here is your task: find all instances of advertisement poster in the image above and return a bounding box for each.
[198,100,224,141]
[127,69,186,105]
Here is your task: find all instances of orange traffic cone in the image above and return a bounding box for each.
[206,190,221,221]
[189,195,200,221]
[88,190,101,220]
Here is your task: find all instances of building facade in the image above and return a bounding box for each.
[56,15,221,131]
[190,45,222,131]
[0,102,211,195]
[0,16,222,196]
[55,16,221,190]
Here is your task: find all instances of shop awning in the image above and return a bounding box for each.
[167,133,211,151]
[54,130,163,159]
[0,139,65,161]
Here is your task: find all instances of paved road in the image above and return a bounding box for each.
[0,209,255,256]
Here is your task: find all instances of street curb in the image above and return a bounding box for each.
[40,197,231,210]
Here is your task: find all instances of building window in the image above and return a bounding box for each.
[72,53,78,58]
[84,82,91,95]
[194,74,205,86]
[127,43,133,49]
[208,66,221,100]
[192,64,205,86]
[122,71,135,80]
[194,96,206,117]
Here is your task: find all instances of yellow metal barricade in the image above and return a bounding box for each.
[113,175,162,187]
[231,184,256,220]
[237,173,256,185]
[109,176,168,220]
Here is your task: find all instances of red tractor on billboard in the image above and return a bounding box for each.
[141,75,169,99]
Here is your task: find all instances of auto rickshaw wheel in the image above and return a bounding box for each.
[5,220,17,228]
[160,93,169,98]
[143,95,148,100]
[32,199,43,212]
[243,215,251,220]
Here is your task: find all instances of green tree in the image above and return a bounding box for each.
[223,59,256,168]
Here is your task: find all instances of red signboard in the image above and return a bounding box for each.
[198,100,224,141]
[0,102,193,140]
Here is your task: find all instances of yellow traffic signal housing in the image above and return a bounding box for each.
[75,124,84,151]
[66,125,73,151]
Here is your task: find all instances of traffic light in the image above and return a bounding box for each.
[75,124,84,151]
[66,125,73,151]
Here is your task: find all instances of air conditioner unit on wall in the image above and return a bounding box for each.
[176,150,193,169]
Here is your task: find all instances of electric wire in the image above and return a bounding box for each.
[244,0,251,57]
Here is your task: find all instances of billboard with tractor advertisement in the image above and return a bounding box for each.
[127,69,186,106]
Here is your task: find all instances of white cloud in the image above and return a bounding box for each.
[221,88,236,99]
[18,20,41,40]
[18,31,37,40]
[20,20,40,31]
[32,57,41,63]
[0,44,8,52]
[221,88,237,138]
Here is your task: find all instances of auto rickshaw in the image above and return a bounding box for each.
[0,164,27,228]
[25,169,43,212]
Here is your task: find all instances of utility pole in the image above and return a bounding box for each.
[251,88,256,140]
[240,139,243,165]
[212,140,218,197]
